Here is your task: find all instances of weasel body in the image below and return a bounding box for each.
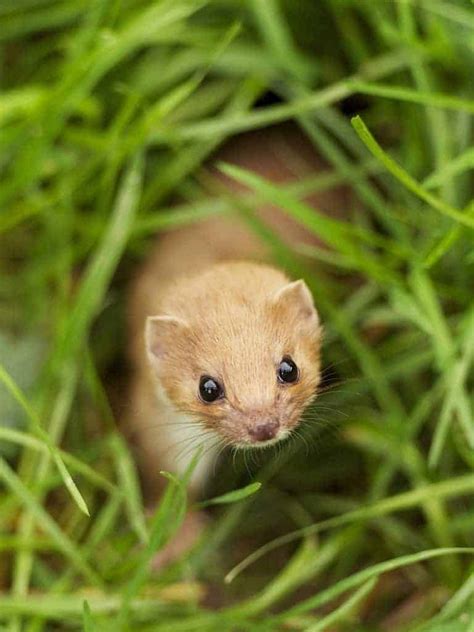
[127,126,343,497]
[128,226,321,495]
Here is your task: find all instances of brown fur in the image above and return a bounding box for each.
[126,125,347,499]
[146,262,321,446]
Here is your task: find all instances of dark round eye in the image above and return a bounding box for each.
[199,375,224,403]
[277,356,299,384]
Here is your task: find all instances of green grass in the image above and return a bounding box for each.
[0,0,473,630]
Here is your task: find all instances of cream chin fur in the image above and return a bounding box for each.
[233,428,291,451]
[153,381,219,492]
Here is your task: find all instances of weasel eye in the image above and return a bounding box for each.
[277,356,299,384]
[199,376,224,403]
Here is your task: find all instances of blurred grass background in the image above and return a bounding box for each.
[0,0,474,630]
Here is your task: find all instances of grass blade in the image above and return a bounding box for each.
[0,457,101,586]
[110,435,148,545]
[351,115,474,230]
[304,577,376,632]
[276,548,474,622]
[225,474,474,583]
[197,482,262,508]
[0,363,89,515]
[82,600,96,632]
[350,81,474,114]
[118,471,188,625]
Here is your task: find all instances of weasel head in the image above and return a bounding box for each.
[145,270,322,449]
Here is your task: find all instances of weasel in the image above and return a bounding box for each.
[127,125,345,501]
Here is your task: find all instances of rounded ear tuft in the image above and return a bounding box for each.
[145,315,189,366]
[272,279,319,327]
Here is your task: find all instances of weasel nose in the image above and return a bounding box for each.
[249,421,279,442]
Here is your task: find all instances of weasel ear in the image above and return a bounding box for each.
[272,279,319,327]
[145,315,189,366]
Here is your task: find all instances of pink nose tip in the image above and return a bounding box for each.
[249,421,279,442]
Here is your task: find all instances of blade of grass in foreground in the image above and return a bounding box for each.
[55,152,143,361]
[135,159,380,237]
[423,147,474,190]
[408,267,454,366]
[97,19,242,198]
[0,363,89,515]
[110,434,148,545]
[0,594,166,620]
[273,548,474,623]
[225,474,474,583]
[52,492,123,594]
[0,458,101,586]
[429,311,474,467]
[233,532,347,619]
[349,81,474,114]
[304,577,376,632]
[424,202,474,268]
[437,571,474,623]
[0,426,115,493]
[117,471,188,626]
[297,110,407,241]
[139,549,474,632]
[82,600,96,632]
[351,115,474,230]
[218,162,400,284]
[197,481,262,508]
[151,49,409,142]
[142,75,264,210]
[9,152,144,631]
[250,0,312,83]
